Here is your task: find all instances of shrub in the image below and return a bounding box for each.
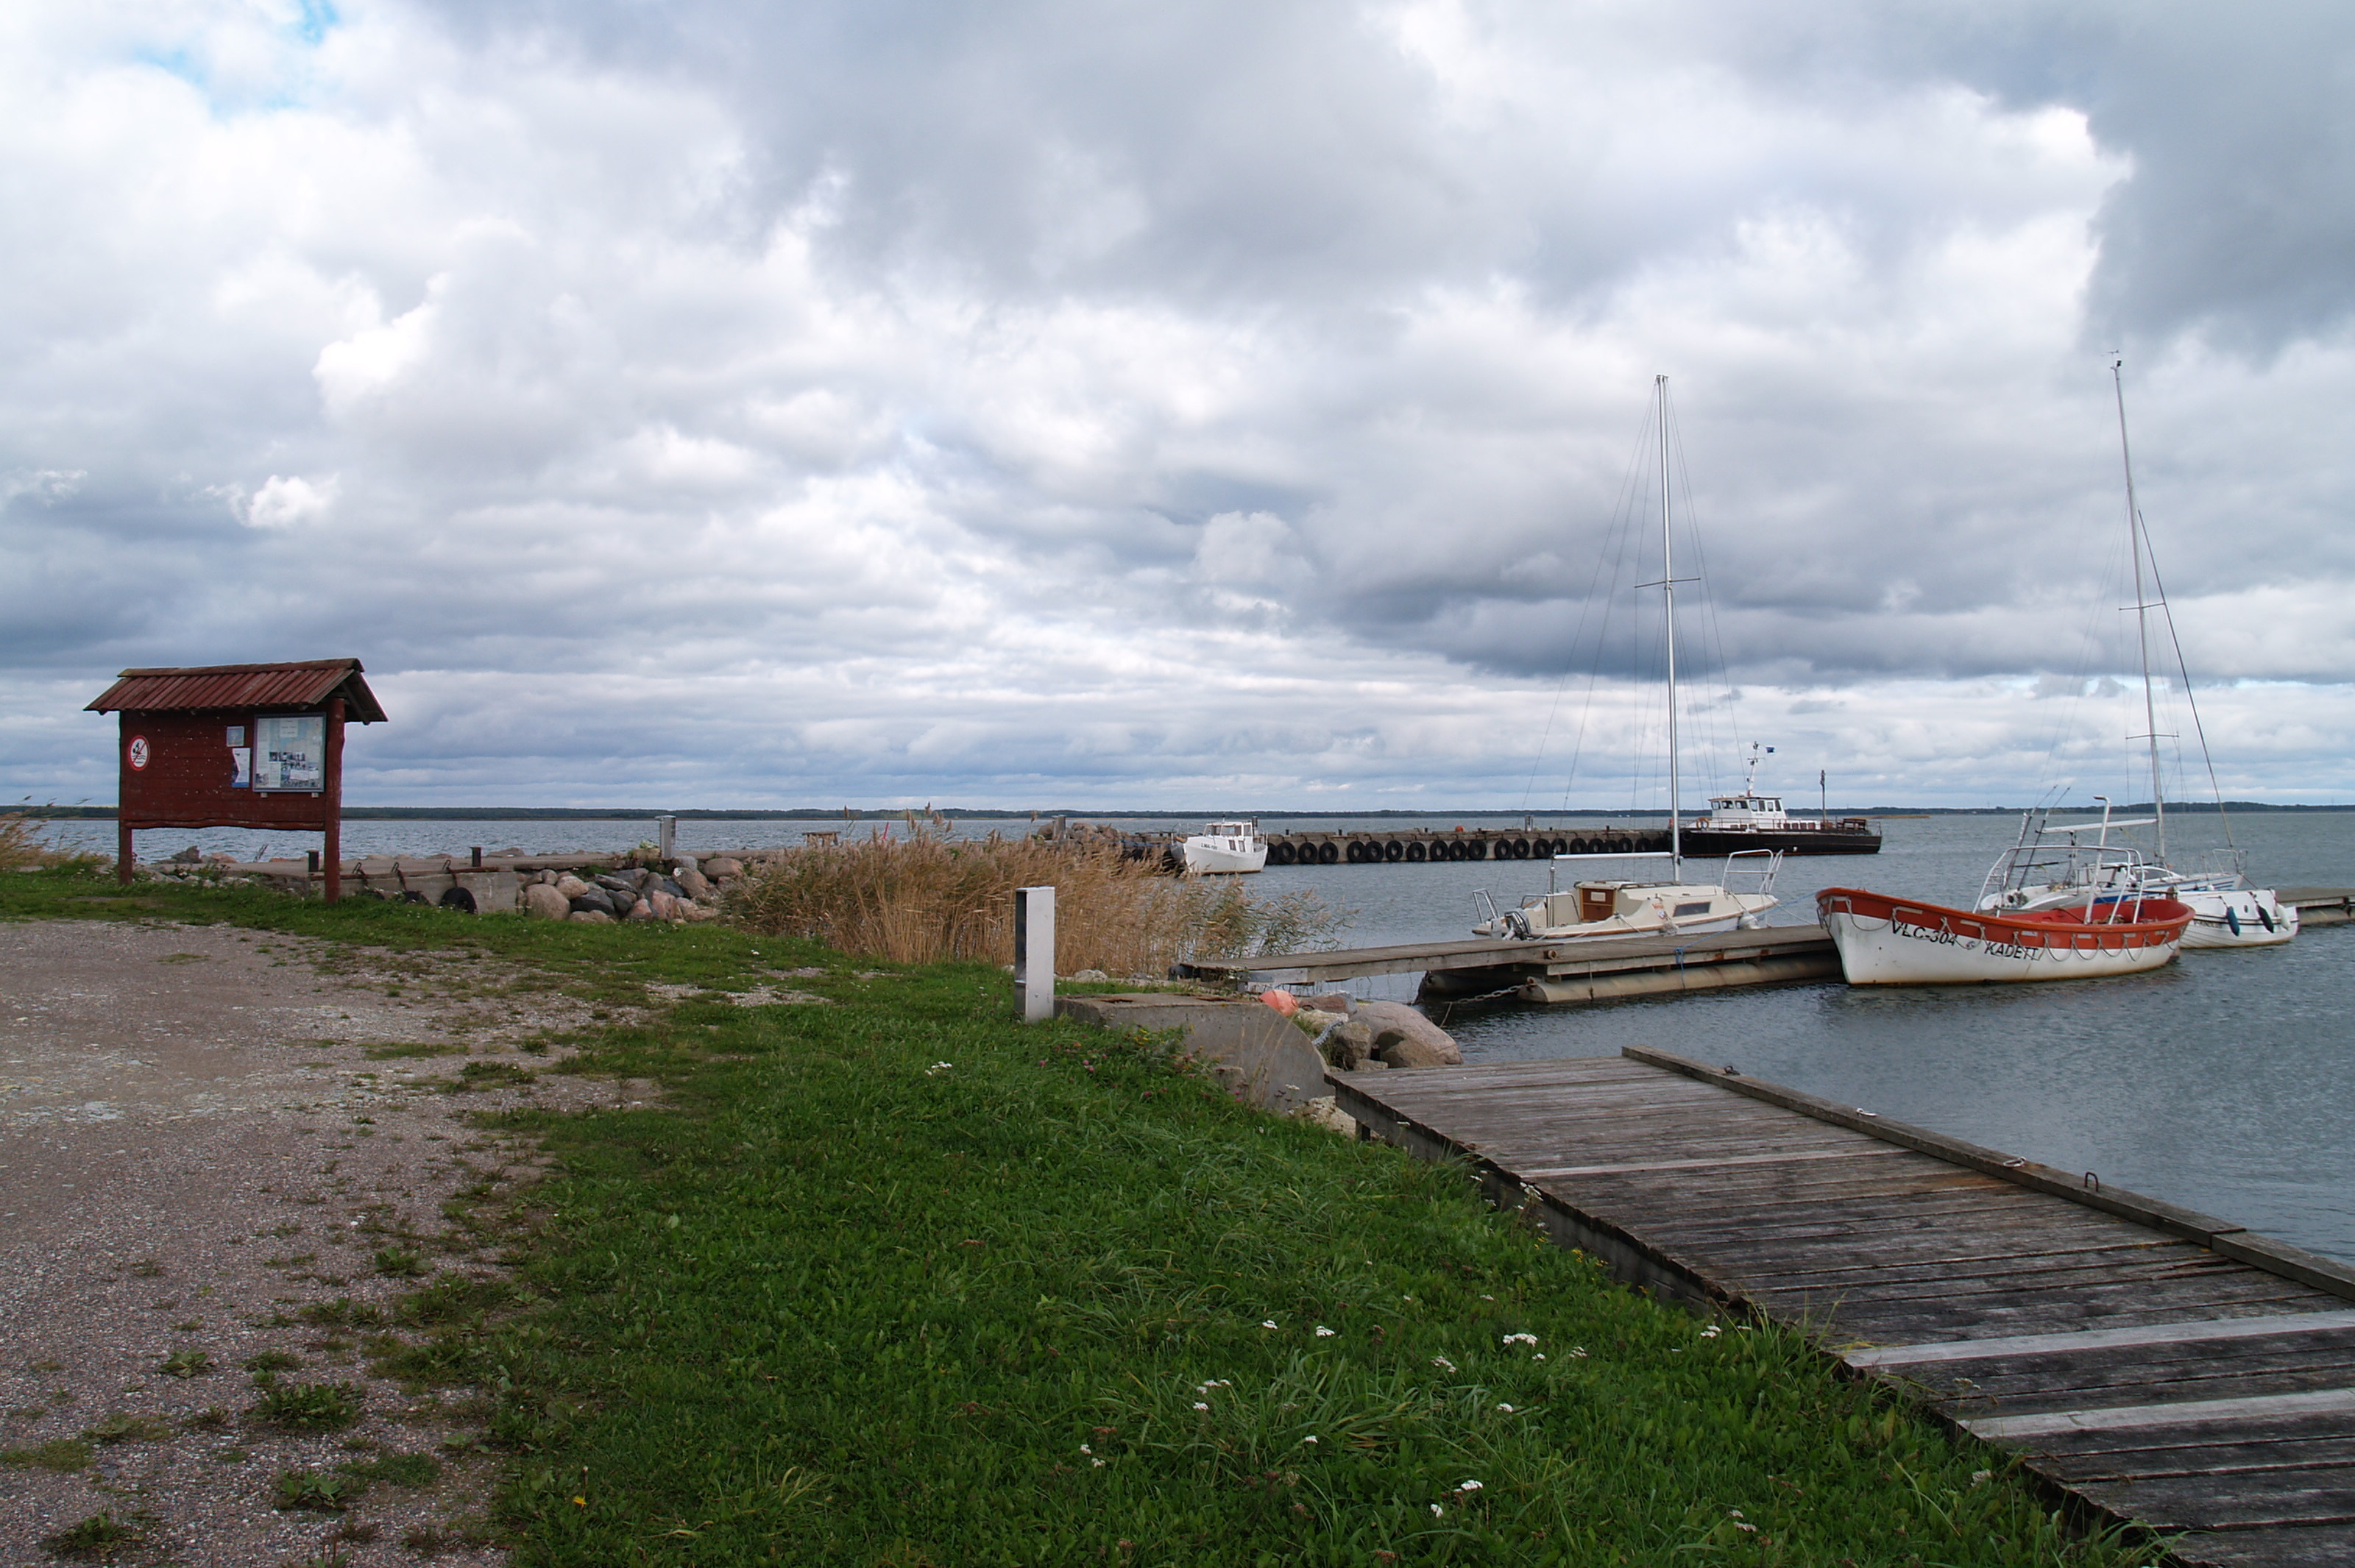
[254,1380,363,1430]
[727,831,1345,973]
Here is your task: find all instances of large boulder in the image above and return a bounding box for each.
[702,856,744,881]
[568,909,616,924]
[1355,1001,1462,1067]
[1322,1018,1378,1071]
[1303,992,1356,1015]
[521,883,570,920]
[555,873,592,900]
[679,902,721,922]
[595,871,642,896]
[569,887,618,917]
[675,867,713,901]
[645,889,681,920]
[625,896,659,922]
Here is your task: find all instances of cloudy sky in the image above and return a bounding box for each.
[5,0,2353,811]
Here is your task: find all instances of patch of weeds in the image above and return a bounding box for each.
[300,1297,387,1329]
[398,1276,520,1326]
[41,1509,153,1558]
[400,1524,459,1556]
[344,1450,442,1488]
[276,1466,366,1512]
[157,1348,212,1379]
[79,1411,176,1444]
[286,1549,355,1568]
[372,1334,488,1387]
[364,1041,464,1059]
[127,1260,164,1278]
[210,1447,247,1464]
[243,1349,301,1374]
[374,1246,428,1278]
[253,1380,363,1431]
[0,1437,93,1471]
[445,1060,535,1093]
[333,1519,381,1544]
[188,1407,232,1430]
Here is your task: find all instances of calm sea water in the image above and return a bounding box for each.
[35,809,2355,1262]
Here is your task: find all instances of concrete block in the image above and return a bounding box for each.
[1055,993,1332,1114]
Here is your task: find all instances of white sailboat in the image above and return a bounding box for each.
[1475,375,1780,942]
[1973,361,2295,950]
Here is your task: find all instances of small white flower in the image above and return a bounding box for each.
[1569,1347,1587,1358]
[1733,1521,1758,1534]
[1431,1355,1456,1372]
[1495,1402,1514,1412]
[1458,1479,1483,1491]
[925,1061,953,1075]
[1533,1353,1546,1361]
[1701,1325,1721,1338]
[1192,1402,1208,1411]
[1314,1325,1336,1337]
[1480,1294,1494,1301]
[1729,1510,1743,1519]
[1303,1435,1319,1444]
[1080,1444,1091,1454]
[1430,1504,1443,1517]
[1261,1319,1278,1329]
[1502,1333,1537,1346]
[1970,1469,1992,1487]
[1091,1457,1105,1467]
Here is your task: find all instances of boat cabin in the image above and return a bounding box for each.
[1519,879,1727,931]
[1702,792,1788,828]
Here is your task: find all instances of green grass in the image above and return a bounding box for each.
[252,1380,364,1431]
[0,1436,92,1472]
[0,866,2150,1567]
[42,1509,153,1558]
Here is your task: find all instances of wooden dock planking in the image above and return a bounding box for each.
[1331,1048,2355,1564]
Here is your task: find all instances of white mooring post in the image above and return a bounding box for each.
[657,815,676,861]
[1015,884,1057,1023]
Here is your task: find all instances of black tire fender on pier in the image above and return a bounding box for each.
[1512,837,1531,858]
[1406,842,1427,862]
[1345,840,1364,863]
[1318,842,1340,865]
[1269,842,1296,865]
[1384,840,1403,862]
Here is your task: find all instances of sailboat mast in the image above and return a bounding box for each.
[2112,358,2167,860]
[1659,374,1680,875]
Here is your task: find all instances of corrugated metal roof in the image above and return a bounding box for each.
[85,659,387,723]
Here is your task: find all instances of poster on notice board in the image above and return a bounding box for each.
[253,714,326,792]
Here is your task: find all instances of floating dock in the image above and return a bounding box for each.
[1333,1047,2355,1566]
[1184,889,2355,1005]
[1180,926,1840,1005]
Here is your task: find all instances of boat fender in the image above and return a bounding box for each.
[2256,903,2275,932]
[2225,907,2241,936]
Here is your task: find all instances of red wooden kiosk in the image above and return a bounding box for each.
[86,659,388,902]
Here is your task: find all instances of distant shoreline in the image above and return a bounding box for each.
[20,802,2348,820]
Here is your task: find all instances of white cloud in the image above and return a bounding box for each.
[4,0,2354,808]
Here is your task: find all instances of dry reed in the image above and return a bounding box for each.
[0,811,46,871]
[726,832,1348,975]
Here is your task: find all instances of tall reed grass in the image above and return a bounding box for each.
[0,811,46,871]
[726,833,1347,975]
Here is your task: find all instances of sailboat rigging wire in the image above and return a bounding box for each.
[1520,419,1652,812]
[1554,403,1657,813]
[2136,514,2239,852]
[1662,382,1745,797]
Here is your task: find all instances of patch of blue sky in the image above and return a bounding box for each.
[127,3,341,115]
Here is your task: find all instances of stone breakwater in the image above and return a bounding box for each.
[118,848,754,923]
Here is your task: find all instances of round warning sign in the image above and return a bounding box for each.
[127,735,149,770]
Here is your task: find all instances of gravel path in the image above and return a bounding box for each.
[0,919,645,1566]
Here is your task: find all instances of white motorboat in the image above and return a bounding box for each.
[1182,820,1267,874]
[1971,361,2295,951]
[1474,374,1781,943]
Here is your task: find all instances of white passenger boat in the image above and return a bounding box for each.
[1819,886,2194,985]
[1181,820,1267,874]
[1474,374,1780,943]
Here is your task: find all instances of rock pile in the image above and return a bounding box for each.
[1271,991,1464,1071]
[525,856,746,924]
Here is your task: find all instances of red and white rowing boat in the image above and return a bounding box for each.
[1816,887,2195,985]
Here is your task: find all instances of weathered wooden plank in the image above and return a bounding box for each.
[1851,1310,2355,1366]
[2067,1467,2355,1530]
[1966,1388,2355,1441]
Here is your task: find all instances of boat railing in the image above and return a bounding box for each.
[1471,889,1502,933]
[1719,848,1782,897]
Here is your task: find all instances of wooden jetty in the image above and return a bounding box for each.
[1180,925,1839,1005]
[1332,1048,2355,1566]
